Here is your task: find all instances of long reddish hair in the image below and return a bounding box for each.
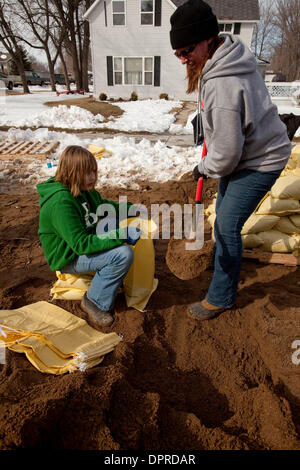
[55,145,98,197]
[186,35,224,94]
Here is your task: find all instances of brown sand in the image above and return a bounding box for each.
[166,238,214,280]
[0,173,300,450]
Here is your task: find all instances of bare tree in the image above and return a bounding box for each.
[252,0,277,60]
[271,0,300,81]
[0,0,30,92]
[51,0,92,91]
[14,0,66,91]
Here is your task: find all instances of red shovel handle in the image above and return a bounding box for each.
[195,139,207,204]
[195,177,203,203]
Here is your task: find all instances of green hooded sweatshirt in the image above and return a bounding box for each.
[37,177,131,271]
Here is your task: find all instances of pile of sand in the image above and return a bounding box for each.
[0,173,300,450]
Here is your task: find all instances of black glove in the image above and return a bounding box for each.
[193,165,207,182]
[127,227,142,246]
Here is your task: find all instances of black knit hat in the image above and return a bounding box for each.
[170,0,219,50]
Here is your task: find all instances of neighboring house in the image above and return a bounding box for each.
[256,58,270,80]
[84,0,259,101]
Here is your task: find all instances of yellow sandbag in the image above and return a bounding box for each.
[205,199,216,216]
[242,234,264,248]
[51,272,95,300]
[291,144,300,165]
[120,217,158,312]
[0,301,122,375]
[290,214,300,228]
[51,218,158,312]
[257,230,300,253]
[270,175,300,199]
[256,195,300,215]
[241,214,280,235]
[88,144,113,160]
[285,158,297,170]
[273,216,300,235]
[207,213,216,229]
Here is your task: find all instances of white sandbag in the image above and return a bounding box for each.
[258,230,300,253]
[241,214,279,235]
[256,195,300,216]
[242,234,264,249]
[270,175,300,199]
[289,214,300,228]
[273,217,300,235]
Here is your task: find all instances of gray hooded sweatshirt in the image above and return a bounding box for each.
[197,34,291,178]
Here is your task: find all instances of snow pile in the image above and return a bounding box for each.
[98,99,183,133]
[0,128,202,189]
[1,95,185,133]
[14,105,105,129]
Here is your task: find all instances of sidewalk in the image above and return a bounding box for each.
[76,131,195,147]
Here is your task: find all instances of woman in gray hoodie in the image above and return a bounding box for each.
[170,0,291,320]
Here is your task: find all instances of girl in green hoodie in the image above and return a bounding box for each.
[37,145,139,327]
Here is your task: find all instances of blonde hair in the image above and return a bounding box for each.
[55,145,98,197]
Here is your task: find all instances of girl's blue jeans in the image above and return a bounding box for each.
[206,168,282,309]
[61,244,134,311]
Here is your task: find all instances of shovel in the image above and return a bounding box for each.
[190,140,207,238]
[166,139,214,280]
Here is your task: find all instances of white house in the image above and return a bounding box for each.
[84,0,260,101]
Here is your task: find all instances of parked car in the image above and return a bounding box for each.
[54,73,66,85]
[0,71,14,90]
[54,74,75,85]
[24,71,45,86]
[9,71,45,87]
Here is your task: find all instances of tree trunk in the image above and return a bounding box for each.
[59,51,71,92]
[81,20,90,92]
[16,54,30,93]
[44,47,57,92]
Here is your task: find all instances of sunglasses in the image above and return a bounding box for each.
[174,44,197,59]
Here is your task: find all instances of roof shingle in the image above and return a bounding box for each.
[171,0,260,21]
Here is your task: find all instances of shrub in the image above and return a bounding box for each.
[159,93,169,100]
[99,93,107,101]
[130,91,138,101]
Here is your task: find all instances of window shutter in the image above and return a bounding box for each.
[234,23,241,34]
[155,0,162,27]
[154,56,160,86]
[104,1,107,27]
[107,56,113,86]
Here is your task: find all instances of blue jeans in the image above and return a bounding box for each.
[206,168,282,308]
[61,245,134,311]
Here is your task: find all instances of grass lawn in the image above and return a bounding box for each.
[44,96,124,120]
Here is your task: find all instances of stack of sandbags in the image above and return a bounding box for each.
[205,145,300,255]
[0,301,122,375]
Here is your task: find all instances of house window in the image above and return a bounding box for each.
[219,23,233,33]
[113,57,153,85]
[141,0,154,25]
[113,57,123,84]
[218,22,241,34]
[112,0,125,25]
